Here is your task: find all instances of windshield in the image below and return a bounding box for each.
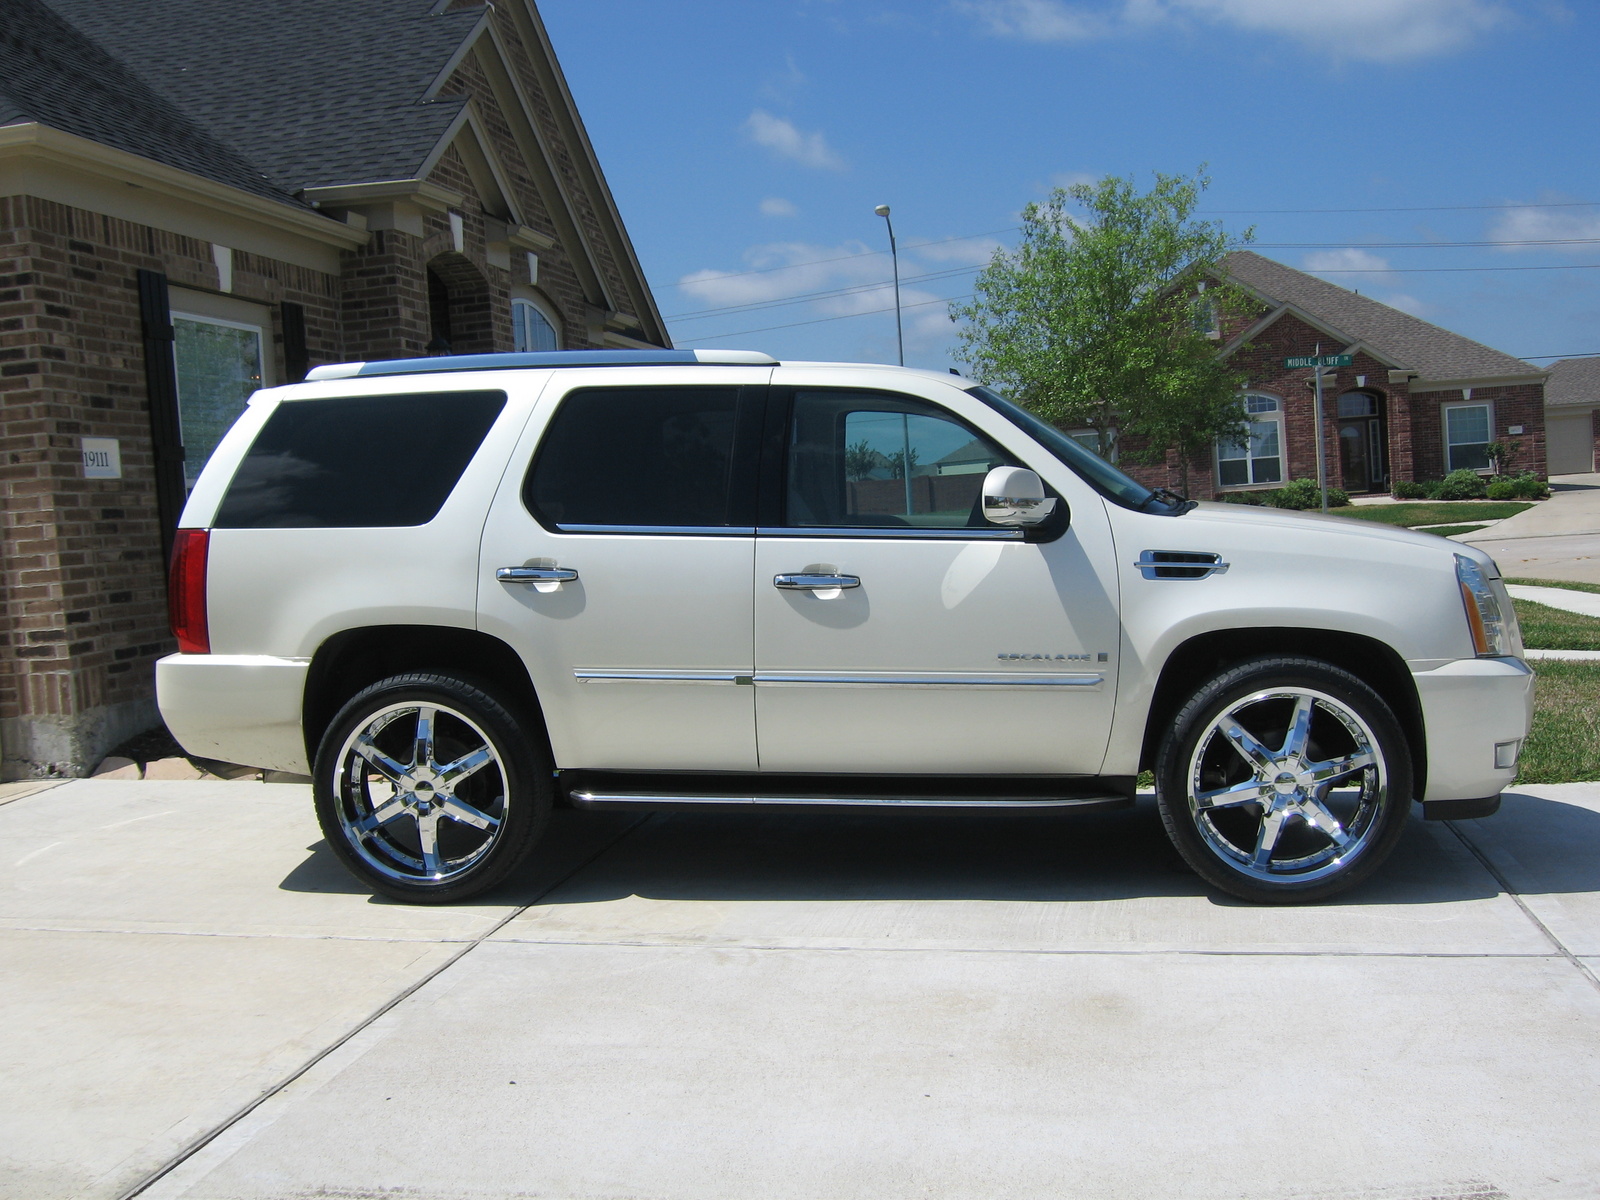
[966,385,1169,512]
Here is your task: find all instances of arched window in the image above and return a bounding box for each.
[1217,392,1284,487]
[512,296,560,353]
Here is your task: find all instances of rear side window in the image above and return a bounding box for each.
[524,386,740,528]
[214,391,505,528]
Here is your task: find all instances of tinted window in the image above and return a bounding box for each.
[214,391,505,528]
[787,390,1014,529]
[525,386,740,528]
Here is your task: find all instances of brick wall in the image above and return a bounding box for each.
[0,194,339,778]
[1410,382,1547,481]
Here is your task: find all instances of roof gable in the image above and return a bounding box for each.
[1221,250,1541,384]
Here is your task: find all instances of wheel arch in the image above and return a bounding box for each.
[303,625,547,766]
[1138,628,1426,796]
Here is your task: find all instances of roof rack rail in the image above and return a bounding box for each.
[305,348,777,381]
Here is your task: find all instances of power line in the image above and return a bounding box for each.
[1201,200,1600,215]
[687,293,971,342]
[1256,238,1600,249]
[1519,352,1600,360]
[666,226,1013,287]
[667,264,980,322]
[1308,263,1600,274]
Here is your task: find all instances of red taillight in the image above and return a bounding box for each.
[168,529,210,654]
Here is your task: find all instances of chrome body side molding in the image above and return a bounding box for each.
[573,670,1103,689]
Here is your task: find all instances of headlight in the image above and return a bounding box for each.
[1456,554,1516,657]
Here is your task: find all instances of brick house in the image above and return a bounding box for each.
[0,0,668,779]
[1543,356,1600,476]
[1126,251,1548,499]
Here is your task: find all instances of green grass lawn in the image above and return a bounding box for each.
[1520,660,1600,783]
[1419,524,1484,538]
[1336,501,1532,528]
[1513,599,1600,651]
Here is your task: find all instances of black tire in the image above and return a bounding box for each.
[313,673,550,904]
[1154,656,1413,905]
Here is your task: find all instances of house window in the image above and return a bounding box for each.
[1191,296,1221,340]
[172,312,266,490]
[512,296,560,353]
[1066,427,1117,460]
[1443,402,1492,472]
[1217,393,1283,487]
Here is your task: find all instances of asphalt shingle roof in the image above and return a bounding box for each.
[1222,250,1542,384]
[39,0,480,195]
[1545,356,1600,406]
[1,0,301,206]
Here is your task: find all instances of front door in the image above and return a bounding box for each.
[1337,393,1387,493]
[477,370,769,771]
[752,382,1121,776]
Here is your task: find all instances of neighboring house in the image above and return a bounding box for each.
[1123,251,1548,500]
[1543,356,1600,476]
[0,0,668,778]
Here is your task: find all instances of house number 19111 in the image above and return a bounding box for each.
[81,437,122,480]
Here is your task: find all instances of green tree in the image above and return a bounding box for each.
[952,170,1253,494]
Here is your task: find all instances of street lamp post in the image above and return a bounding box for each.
[874,204,904,367]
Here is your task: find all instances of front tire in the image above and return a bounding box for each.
[313,673,550,903]
[1155,656,1413,905]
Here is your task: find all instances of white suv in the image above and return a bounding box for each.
[156,350,1532,905]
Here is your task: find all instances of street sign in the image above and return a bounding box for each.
[1284,354,1353,369]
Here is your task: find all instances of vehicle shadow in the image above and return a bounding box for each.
[278,792,1600,908]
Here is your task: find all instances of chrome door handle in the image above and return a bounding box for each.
[496,567,579,584]
[774,573,860,590]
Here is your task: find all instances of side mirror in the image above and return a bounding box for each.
[981,465,1057,527]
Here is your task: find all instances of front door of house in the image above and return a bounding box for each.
[1337,393,1387,493]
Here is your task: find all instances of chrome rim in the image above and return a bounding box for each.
[1185,686,1388,885]
[331,702,508,886]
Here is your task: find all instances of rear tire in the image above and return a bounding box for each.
[1155,656,1413,905]
[313,673,550,904]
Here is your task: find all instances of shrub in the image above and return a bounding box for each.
[1267,478,1321,510]
[1325,486,1351,508]
[1486,479,1518,501]
[1509,472,1550,500]
[1219,490,1265,505]
[1435,469,1488,501]
[1391,479,1430,500]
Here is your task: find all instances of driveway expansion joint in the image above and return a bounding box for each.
[1446,818,1600,994]
[115,814,651,1200]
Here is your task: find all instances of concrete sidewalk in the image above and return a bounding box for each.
[4,779,1599,1200]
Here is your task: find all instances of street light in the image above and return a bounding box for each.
[874,204,904,366]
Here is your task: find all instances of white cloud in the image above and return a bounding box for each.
[1378,292,1431,315]
[1487,204,1600,251]
[1050,170,1100,190]
[760,197,800,218]
[1302,247,1394,281]
[908,235,1005,265]
[674,240,971,350]
[744,110,845,171]
[956,0,1510,61]
[953,0,1112,40]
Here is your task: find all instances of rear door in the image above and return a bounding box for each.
[477,368,769,771]
[752,374,1122,776]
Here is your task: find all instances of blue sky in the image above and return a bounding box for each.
[540,0,1599,373]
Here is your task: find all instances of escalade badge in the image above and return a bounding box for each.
[998,652,1093,662]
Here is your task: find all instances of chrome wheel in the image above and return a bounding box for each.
[1156,657,1413,903]
[330,700,510,886]
[1186,686,1388,885]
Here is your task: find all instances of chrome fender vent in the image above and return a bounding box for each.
[1134,550,1229,580]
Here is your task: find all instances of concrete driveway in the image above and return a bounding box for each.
[1462,472,1600,583]
[4,778,1599,1200]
